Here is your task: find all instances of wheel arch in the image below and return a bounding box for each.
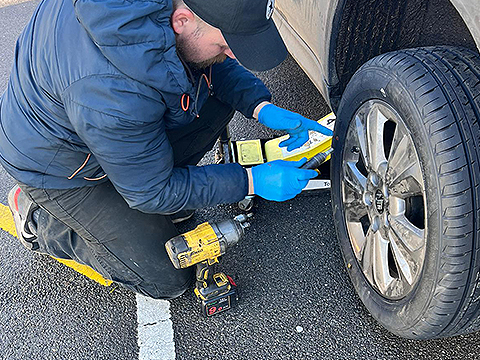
[327,0,479,112]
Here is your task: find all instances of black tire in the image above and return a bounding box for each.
[331,46,480,339]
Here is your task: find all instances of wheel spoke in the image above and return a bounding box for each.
[355,114,370,168]
[387,121,408,163]
[367,104,388,173]
[347,222,367,261]
[387,125,424,197]
[389,175,423,198]
[345,161,367,194]
[344,197,368,222]
[373,232,394,294]
[361,228,375,285]
[343,161,368,222]
[388,230,421,286]
[389,212,425,253]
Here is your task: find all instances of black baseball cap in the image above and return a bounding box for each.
[183,0,288,71]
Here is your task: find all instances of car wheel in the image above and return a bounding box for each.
[331,46,480,339]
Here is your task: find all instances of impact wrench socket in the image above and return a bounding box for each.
[300,148,334,170]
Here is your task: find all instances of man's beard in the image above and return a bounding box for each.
[191,53,227,69]
[176,34,227,69]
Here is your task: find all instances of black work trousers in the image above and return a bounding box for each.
[20,97,235,299]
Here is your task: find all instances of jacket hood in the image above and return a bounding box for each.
[73,0,190,94]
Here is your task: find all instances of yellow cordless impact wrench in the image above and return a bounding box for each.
[165,213,253,316]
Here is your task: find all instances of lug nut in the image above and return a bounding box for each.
[383,184,389,198]
[364,191,373,206]
[372,216,380,233]
[383,213,390,227]
[369,173,379,187]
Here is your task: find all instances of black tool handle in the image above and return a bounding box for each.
[196,261,213,283]
[300,148,333,169]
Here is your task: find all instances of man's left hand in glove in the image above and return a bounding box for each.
[253,101,333,151]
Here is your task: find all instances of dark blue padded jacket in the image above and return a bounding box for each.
[0,0,271,214]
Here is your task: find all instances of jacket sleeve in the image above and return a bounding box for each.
[210,58,272,118]
[62,75,248,214]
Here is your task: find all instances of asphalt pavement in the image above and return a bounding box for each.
[2,1,480,360]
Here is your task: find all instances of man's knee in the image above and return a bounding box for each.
[131,277,193,299]
[125,265,194,299]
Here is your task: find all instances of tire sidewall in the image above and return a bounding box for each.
[332,62,442,337]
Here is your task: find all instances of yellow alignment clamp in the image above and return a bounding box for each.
[235,112,335,166]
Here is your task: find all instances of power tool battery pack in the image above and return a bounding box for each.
[202,278,239,317]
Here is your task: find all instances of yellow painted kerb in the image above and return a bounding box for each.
[0,203,17,238]
[0,203,112,286]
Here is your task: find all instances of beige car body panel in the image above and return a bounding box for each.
[274,0,480,104]
[273,0,338,103]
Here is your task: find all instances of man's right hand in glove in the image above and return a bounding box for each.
[245,158,318,202]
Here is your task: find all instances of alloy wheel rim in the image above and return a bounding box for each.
[342,100,427,300]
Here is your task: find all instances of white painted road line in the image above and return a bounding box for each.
[137,294,176,360]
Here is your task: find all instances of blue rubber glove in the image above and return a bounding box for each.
[251,158,318,202]
[257,104,334,151]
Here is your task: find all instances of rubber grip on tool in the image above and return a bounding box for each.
[300,154,327,169]
[300,148,333,170]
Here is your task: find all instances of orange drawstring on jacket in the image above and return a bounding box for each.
[181,67,213,113]
[181,93,190,112]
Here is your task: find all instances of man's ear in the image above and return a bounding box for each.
[171,8,196,35]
